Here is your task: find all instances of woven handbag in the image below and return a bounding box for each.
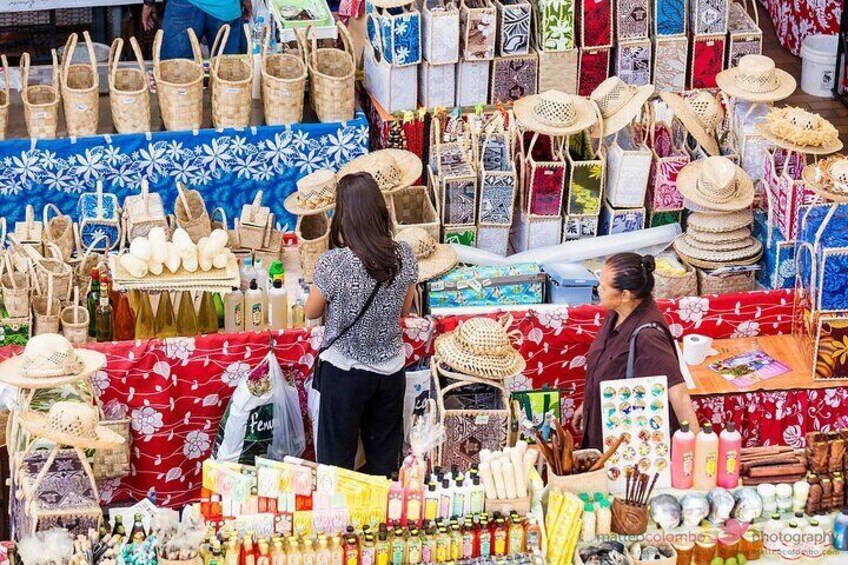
[261,25,307,126]
[460,0,497,60]
[296,212,330,284]
[123,179,169,241]
[697,267,755,295]
[31,241,73,303]
[646,108,688,211]
[92,417,131,480]
[210,23,254,129]
[42,203,75,261]
[1,253,31,319]
[61,287,89,345]
[60,31,99,137]
[390,185,440,241]
[153,27,204,131]
[307,22,355,124]
[108,37,151,134]
[727,0,762,67]
[422,0,460,64]
[565,131,605,216]
[32,274,61,335]
[0,55,8,140]
[174,183,212,243]
[606,125,652,208]
[238,191,273,250]
[78,181,121,251]
[522,132,566,217]
[21,51,61,140]
[653,254,697,299]
[13,205,43,248]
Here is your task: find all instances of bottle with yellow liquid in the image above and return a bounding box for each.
[407,528,422,565]
[224,537,240,565]
[493,516,508,557]
[175,290,200,336]
[256,540,271,565]
[287,536,303,565]
[206,540,224,565]
[133,290,156,339]
[448,521,461,561]
[291,298,305,329]
[154,291,178,338]
[376,526,390,565]
[198,291,220,334]
[435,527,449,563]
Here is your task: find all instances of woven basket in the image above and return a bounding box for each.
[296,212,330,283]
[32,276,61,336]
[108,36,151,134]
[262,25,307,125]
[60,287,88,345]
[697,268,755,295]
[42,203,75,262]
[93,418,131,480]
[153,28,204,131]
[60,31,100,137]
[1,254,30,318]
[72,226,109,294]
[390,185,440,241]
[238,190,272,250]
[32,242,73,302]
[174,183,212,243]
[655,260,697,299]
[21,51,61,140]
[308,22,355,123]
[0,55,8,141]
[210,23,253,128]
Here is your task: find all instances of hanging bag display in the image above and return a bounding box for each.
[261,25,307,126]
[580,0,613,48]
[605,124,653,208]
[522,132,566,217]
[535,0,576,52]
[307,22,356,124]
[210,23,254,128]
[153,27,204,131]
[108,37,150,134]
[122,178,169,241]
[0,55,9,140]
[174,183,213,243]
[460,0,497,61]
[615,0,650,41]
[60,31,99,137]
[652,35,688,92]
[363,15,419,113]
[42,204,75,262]
[78,181,121,252]
[762,146,811,241]
[20,51,60,140]
[654,0,686,36]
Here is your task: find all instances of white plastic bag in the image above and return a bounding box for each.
[268,353,306,459]
[306,376,320,458]
[404,363,432,453]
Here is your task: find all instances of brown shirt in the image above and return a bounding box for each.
[582,297,685,450]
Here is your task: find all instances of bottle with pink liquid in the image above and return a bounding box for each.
[671,420,695,489]
[718,420,743,489]
[694,422,719,491]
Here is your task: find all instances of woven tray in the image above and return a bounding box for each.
[109,253,239,292]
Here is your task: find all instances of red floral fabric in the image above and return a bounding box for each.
[578,49,611,96]
[760,0,841,57]
[690,36,726,89]
[581,0,613,48]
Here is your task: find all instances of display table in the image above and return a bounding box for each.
[760,0,842,56]
[0,114,369,230]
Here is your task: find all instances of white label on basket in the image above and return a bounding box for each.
[474,415,490,425]
[121,96,134,105]
[74,104,87,112]
[34,111,47,118]
[177,88,187,96]
[225,87,239,94]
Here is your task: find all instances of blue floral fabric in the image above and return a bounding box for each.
[753,210,796,290]
[654,0,686,36]
[798,203,848,311]
[0,115,369,231]
[427,263,544,308]
[366,4,422,66]
[599,204,645,235]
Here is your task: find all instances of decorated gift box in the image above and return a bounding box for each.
[599,199,646,235]
[753,209,797,290]
[689,34,726,89]
[537,48,579,93]
[420,61,457,108]
[654,0,686,36]
[689,0,728,35]
[426,262,546,307]
[727,0,762,68]
[616,40,652,87]
[422,0,461,64]
[653,35,688,92]
[580,0,613,48]
[495,0,532,56]
[536,0,576,51]
[578,47,611,96]
[563,214,600,240]
[616,0,650,41]
[489,51,539,104]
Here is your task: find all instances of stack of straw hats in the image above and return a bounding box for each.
[673,156,761,269]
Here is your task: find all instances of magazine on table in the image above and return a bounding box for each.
[708,349,790,388]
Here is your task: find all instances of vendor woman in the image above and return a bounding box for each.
[572,253,699,449]
[305,172,419,476]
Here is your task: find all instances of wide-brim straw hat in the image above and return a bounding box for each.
[513,90,598,137]
[687,210,754,233]
[687,226,752,245]
[337,149,422,194]
[677,156,755,212]
[0,334,106,389]
[434,316,526,380]
[18,401,125,450]
[284,169,337,215]
[755,107,843,155]
[659,91,723,156]
[395,227,458,282]
[715,55,797,102]
[591,77,654,137]
[673,236,763,269]
[801,155,848,203]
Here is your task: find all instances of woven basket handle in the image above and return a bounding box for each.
[3,254,16,289]
[140,178,150,208]
[44,240,63,262]
[177,183,194,220]
[128,36,146,77]
[24,205,35,233]
[19,53,30,102]
[336,20,354,58]
[95,180,105,219]
[211,206,228,229]
[0,217,6,250]
[82,31,99,88]
[211,24,231,79]
[262,24,272,59]
[187,27,202,65]
[61,32,78,87]
[306,25,319,68]
[50,48,60,92]
[108,37,123,86]
[243,24,255,72]
[0,54,8,103]
[251,190,264,216]
[42,203,62,227]
[152,29,163,76]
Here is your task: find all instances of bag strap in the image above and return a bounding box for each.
[625,322,677,379]
[320,277,382,355]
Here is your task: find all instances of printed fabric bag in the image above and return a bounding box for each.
[690,0,728,35]
[366,2,423,66]
[78,181,121,251]
[429,116,478,226]
[489,51,538,104]
[419,61,456,108]
[520,132,566,216]
[599,201,646,234]
[689,34,726,90]
[733,99,770,181]
[495,0,532,56]
[605,125,652,208]
[460,0,497,61]
[122,178,169,241]
[646,110,688,211]
[654,0,686,36]
[616,0,650,41]
[798,204,848,313]
[565,131,605,216]
[426,262,546,308]
[363,33,419,113]
[652,35,688,92]
[763,146,812,241]
[422,0,460,64]
[535,0,575,51]
[477,117,517,226]
[578,48,611,97]
[580,0,613,48]
[727,0,762,68]
[616,39,652,87]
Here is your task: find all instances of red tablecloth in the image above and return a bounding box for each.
[760,0,842,56]
[0,288,809,507]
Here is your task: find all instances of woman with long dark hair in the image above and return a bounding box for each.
[305,172,419,475]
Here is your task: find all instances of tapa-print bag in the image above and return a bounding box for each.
[689,0,728,35]
[78,180,121,251]
[616,0,650,41]
[616,39,651,87]
[494,0,532,56]
[422,0,461,64]
[645,107,688,211]
[652,35,687,92]
[689,34,726,90]
[460,0,497,61]
[489,51,538,104]
[520,132,566,217]
[578,48,611,97]
[477,117,517,226]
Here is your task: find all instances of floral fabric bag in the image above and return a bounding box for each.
[646,110,688,212]
[580,0,613,48]
[78,181,121,251]
[460,0,497,61]
[535,0,575,51]
[654,0,686,36]
[689,0,728,35]
[366,2,422,66]
[495,0,532,56]
[689,34,726,89]
[521,132,566,217]
[565,131,605,216]
[578,48,611,96]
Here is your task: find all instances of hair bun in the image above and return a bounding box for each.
[641,254,656,274]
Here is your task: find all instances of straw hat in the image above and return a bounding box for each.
[687,226,752,245]
[284,169,337,215]
[434,316,526,380]
[673,236,763,269]
[686,210,754,233]
[677,156,755,212]
[591,77,655,137]
[755,107,843,155]
[715,55,797,102]
[18,401,125,450]
[513,90,598,137]
[801,155,848,203]
[337,149,422,194]
[659,91,724,156]
[0,334,106,389]
[395,227,459,282]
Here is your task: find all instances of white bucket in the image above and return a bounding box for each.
[800,34,838,97]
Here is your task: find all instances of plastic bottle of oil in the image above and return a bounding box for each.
[245,279,267,331]
[175,290,199,336]
[223,287,245,333]
[153,291,177,338]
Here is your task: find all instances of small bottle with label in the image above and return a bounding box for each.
[390,525,406,565]
[376,527,390,565]
[477,514,493,558]
[435,526,450,563]
[406,528,423,565]
[460,518,475,559]
[360,533,376,565]
[388,473,405,525]
[508,514,526,555]
[438,479,453,520]
[493,515,508,557]
[424,482,440,523]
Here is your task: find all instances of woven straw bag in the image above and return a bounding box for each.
[1,253,30,318]
[13,205,44,248]
[211,207,241,248]
[60,32,100,137]
[32,242,73,303]
[42,204,75,262]
[61,287,89,345]
[32,275,61,335]
[123,179,169,240]
[262,25,307,125]
[0,55,9,140]
[72,226,109,294]
[654,258,697,299]
[697,268,755,295]
[390,185,440,241]
[210,23,254,128]
[153,28,204,131]
[21,51,61,140]
[174,183,212,243]
[93,417,131,480]
[238,190,273,250]
[296,212,330,283]
[78,181,121,251]
[307,22,355,123]
[108,36,151,134]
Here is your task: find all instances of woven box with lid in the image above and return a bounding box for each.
[238,191,273,251]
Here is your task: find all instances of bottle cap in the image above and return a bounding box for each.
[600,499,610,508]
[772,513,781,520]
[810,519,819,527]
[473,476,480,486]
[726,420,736,432]
[273,278,282,289]
[680,420,689,432]
[249,279,258,289]
[579,493,590,502]
[593,492,604,502]
[703,422,713,434]
[585,503,595,512]
[442,479,450,488]
[789,521,798,527]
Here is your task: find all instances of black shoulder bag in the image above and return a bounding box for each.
[311,281,382,392]
[624,322,678,379]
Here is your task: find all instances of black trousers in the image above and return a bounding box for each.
[316,361,406,476]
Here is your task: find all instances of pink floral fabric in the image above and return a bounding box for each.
[760,0,841,56]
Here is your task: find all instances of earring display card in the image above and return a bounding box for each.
[600,375,672,493]
[616,40,652,86]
